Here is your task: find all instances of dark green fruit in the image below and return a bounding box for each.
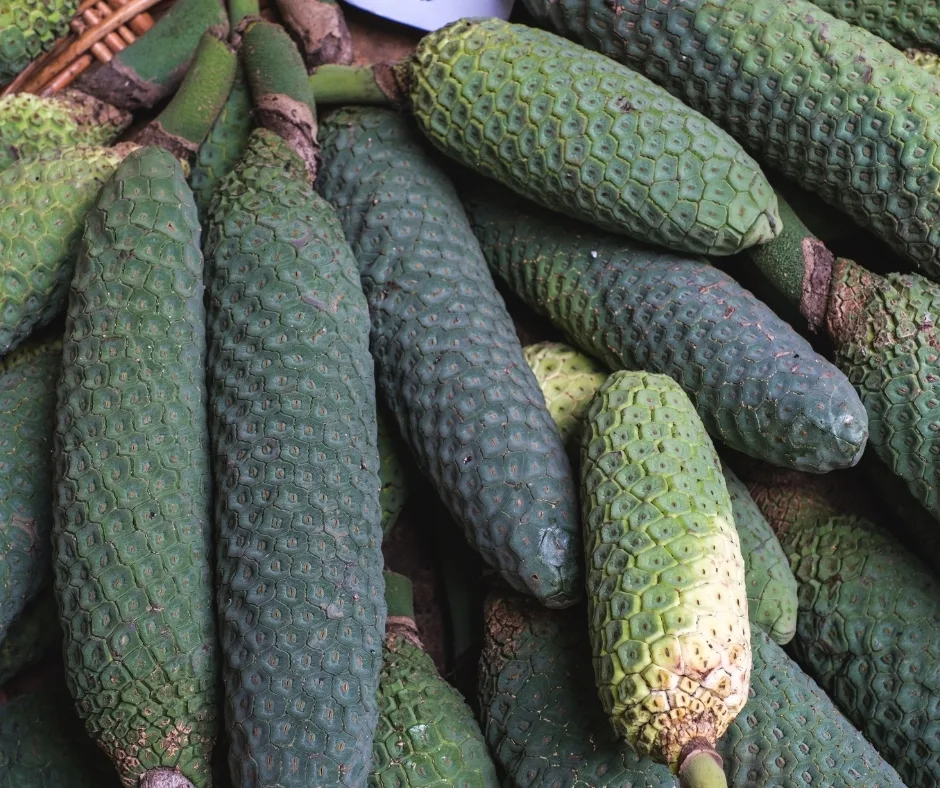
[0,0,77,82]
[0,588,59,686]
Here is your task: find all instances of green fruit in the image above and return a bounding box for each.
[479,592,905,788]
[744,465,940,788]
[0,143,137,356]
[53,146,218,788]
[521,0,940,281]
[463,186,869,472]
[377,408,410,536]
[0,90,130,172]
[316,106,581,607]
[522,341,797,644]
[205,127,385,788]
[810,0,939,52]
[189,68,252,223]
[371,572,497,787]
[581,371,750,773]
[402,18,780,257]
[0,336,60,646]
[0,680,119,787]
[0,587,59,686]
[0,0,77,82]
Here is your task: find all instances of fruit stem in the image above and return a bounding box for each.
[139,767,196,788]
[275,0,353,69]
[228,0,258,28]
[383,571,415,621]
[307,63,405,105]
[129,28,237,162]
[242,18,320,179]
[678,749,728,788]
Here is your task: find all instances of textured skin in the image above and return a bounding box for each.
[0,587,58,686]
[581,371,750,768]
[463,188,868,472]
[907,49,940,76]
[481,594,904,788]
[811,0,940,52]
[205,128,385,788]
[0,681,120,787]
[0,0,77,82]
[371,623,497,787]
[0,144,132,356]
[0,91,130,173]
[522,0,940,280]
[407,18,780,256]
[53,146,218,787]
[745,467,940,788]
[0,337,60,645]
[376,409,409,536]
[828,258,940,526]
[316,106,581,607]
[190,68,252,223]
[522,341,797,644]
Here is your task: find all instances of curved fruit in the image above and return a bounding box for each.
[581,370,750,774]
[377,408,410,536]
[743,465,940,788]
[522,0,940,280]
[463,186,868,472]
[54,146,218,788]
[317,105,581,607]
[0,0,77,82]
[371,572,497,787]
[479,592,905,788]
[400,18,779,256]
[810,0,939,52]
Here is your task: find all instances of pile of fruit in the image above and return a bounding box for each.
[1,0,940,786]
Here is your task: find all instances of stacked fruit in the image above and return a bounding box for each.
[0,0,939,786]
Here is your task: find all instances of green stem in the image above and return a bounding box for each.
[308,63,403,105]
[678,750,727,788]
[131,29,237,162]
[228,0,259,29]
[383,571,415,621]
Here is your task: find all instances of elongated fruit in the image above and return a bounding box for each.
[317,106,581,607]
[522,341,797,644]
[0,336,60,645]
[462,186,868,472]
[522,0,940,280]
[399,18,779,256]
[743,465,940,788]
[581,371,750,776]
[371,572,497,787]
[0,0,77,82]
[377,409,410,536]
[54,146,218,788]
[0,143,137,356]
[809,0,939,53]
[480,593,906,788]
[0,91,130,172]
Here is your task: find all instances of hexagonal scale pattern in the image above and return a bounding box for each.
[463,187,868,472]
[407,18,779,257]
[376,408,410,536]
[0,144,132,356]
[523,0,940,281]
[811,0,940,53]
[371,623,497,787]
[204,128,385,788]
[316,106,581,607]
[53,145,218,787]
[0,0,76,82]
[580,371,750,768]
[747,468,940,788]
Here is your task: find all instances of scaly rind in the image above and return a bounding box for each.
[54,146,218,787]
[190,68,253,222]
[0,0,77,81]
[0,91,131,172]
[205,128,385,788]
[827,258,940,524]
[810,0,940,53]
[316,106,581,607]
[463,187,869,472]
[581,371,750,770]
[0,144,134,356]
[0,337,60,646]
[744,467,940,788]
[521,0,940,280]
[480,594,904,788]
[377,408,410,536]
[0,681,120,787]
[0,587,59,686]
[522,341,797,644]
[405,18,780,257]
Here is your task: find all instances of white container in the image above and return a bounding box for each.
[343,0,515,32]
